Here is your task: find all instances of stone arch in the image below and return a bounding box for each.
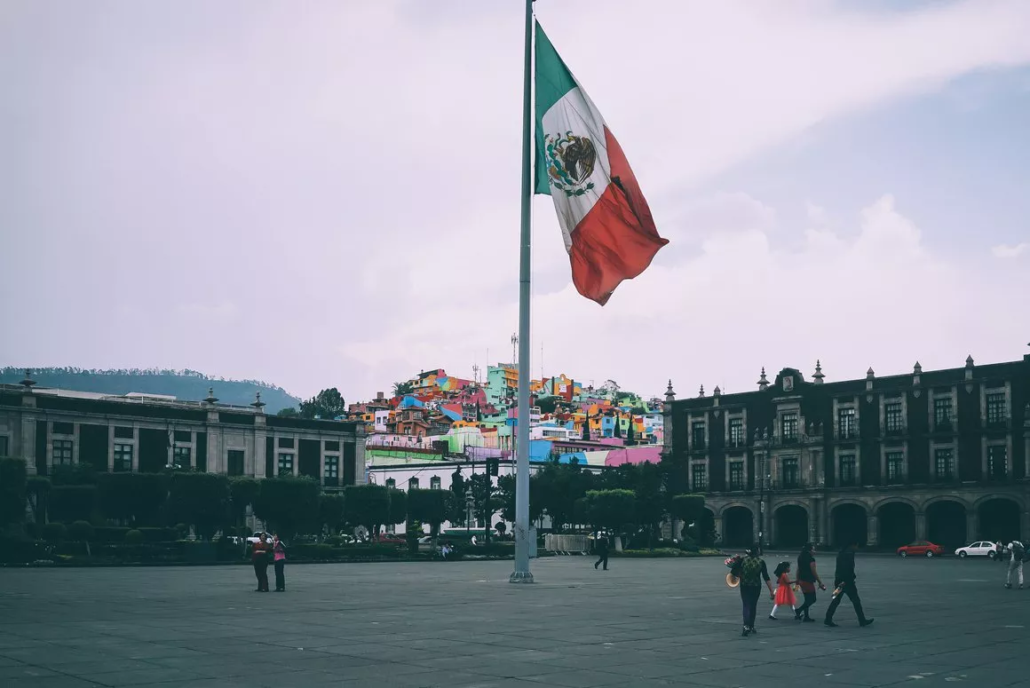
[972,493,1025,511]
[830,501,868,547]
[976,496,1022,543]
[722,505,755,548]
[693,507,717,547]
[871,496,921,514]
[876,500,917,549]
[774,504,809,548]
[925,498,967,549]
[717,501,755,518]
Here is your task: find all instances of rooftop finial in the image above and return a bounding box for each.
[698,384,705,398]
[20,368,36,390]
[813,360,825,384]
[966,355,974,367]
[204,387,219,405]
[866,367,875,379]
[251,391,266,410]
[913,361,922,374]
[713,385,721,397]
[665,380,676,402]
[757,367,769,391]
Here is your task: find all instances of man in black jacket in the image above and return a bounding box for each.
[824,540,874,628]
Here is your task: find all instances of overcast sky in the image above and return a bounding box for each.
[2,0,1028,402]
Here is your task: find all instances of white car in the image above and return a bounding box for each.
[954,541,998,559]
[246,532,273,545]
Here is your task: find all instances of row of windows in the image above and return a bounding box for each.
[384,476,443,490]
[692,393,1010,449]
[691,445,1011,491]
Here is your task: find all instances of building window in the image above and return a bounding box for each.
[278,438,295,449]
[53,439,73,466]
[781,457,799,488]
[227,450,245,477]
[729,418,744,447]
[934,398,953,430]
[277,453,294,476]
[781,413,798,443]
[691,421,706,450]
[325,441,340,452]
[934,448,954,482]
[114,443,133,472]
[886,452,903,484]
[172,446,191,467]
[691,464,707,491]
[324,455,339,486]
[430,476,441,490]
[0,435,8,457]
[729,462,744,491]
[885,402,903,433]
[986,392,1006,425]
[987,446,1007,480]
[837,408,856,440]
[409,477,419,490]
[53,422,74,436]
[173,430,191,443]
[113,426,134,440]
[839,454,856,486]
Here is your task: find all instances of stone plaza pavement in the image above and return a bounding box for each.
[0,553,1026,687]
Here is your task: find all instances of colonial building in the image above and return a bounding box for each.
[0,375,365,489]
[662,352,1030,550]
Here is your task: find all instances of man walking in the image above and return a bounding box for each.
[1004,539,1024,589]
[594,530,609,571]
[824,540,873,628]
[794,543,826,622]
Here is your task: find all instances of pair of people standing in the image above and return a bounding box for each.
[251,533,287,592]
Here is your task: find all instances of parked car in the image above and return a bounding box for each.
[376,533,405,545]
[955,541,999,559]
[246,532,273,545]
[897,541,945,558]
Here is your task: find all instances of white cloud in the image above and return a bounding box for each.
[992,242,1028,258]
[3,0,1030,398]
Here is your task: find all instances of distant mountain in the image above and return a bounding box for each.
[0,367,300,413]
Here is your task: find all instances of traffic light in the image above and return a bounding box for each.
[487,458,499,476]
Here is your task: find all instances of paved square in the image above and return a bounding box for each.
[0,553,1025,687]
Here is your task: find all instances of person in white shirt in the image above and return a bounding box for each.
[1005,540,1024,589]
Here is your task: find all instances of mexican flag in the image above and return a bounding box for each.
[535,21,668,306]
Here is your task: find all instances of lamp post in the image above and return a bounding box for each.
[756,429,770,552]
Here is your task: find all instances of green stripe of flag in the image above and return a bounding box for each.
[534,21,577,195]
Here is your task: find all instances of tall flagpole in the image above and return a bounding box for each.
[510,0,535,584]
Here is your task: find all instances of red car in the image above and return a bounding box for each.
[897,541,945,558]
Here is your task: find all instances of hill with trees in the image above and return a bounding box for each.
[0,367,300,413]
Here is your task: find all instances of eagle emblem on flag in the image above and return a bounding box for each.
[543,132,597,197]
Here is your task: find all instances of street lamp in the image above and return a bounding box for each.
[756,428,771,552]
[465,486,474,534]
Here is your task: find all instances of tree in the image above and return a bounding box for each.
[671,494,707,542]
[166,473,231,540]
[26,476,50,525]
[276,407,299,418]
[299,388,346,420]
[253,477,321,540]
[497,473,543,525]
[229,477,260,527]
[469,473,500,543]
[536,396,558,414]
[633,462,665,549]
[626,417,636,446]
[392,381,414,397]
[407,489,448,543]
[0,457,27,527]
[613,414,622,438]
[343,484,390,542]
[51,463,97,486]
[68,520,95,556]
[97,473,168,526]
[535,460,595,531]
[585,489,636,537]
[447,470,467,526]
[49,485,97,523]
[319,494,346,537]
[386,488,407,530]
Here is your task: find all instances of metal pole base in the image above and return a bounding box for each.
[508,570,535,584]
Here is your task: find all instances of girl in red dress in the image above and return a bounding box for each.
[768,561,797,620]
